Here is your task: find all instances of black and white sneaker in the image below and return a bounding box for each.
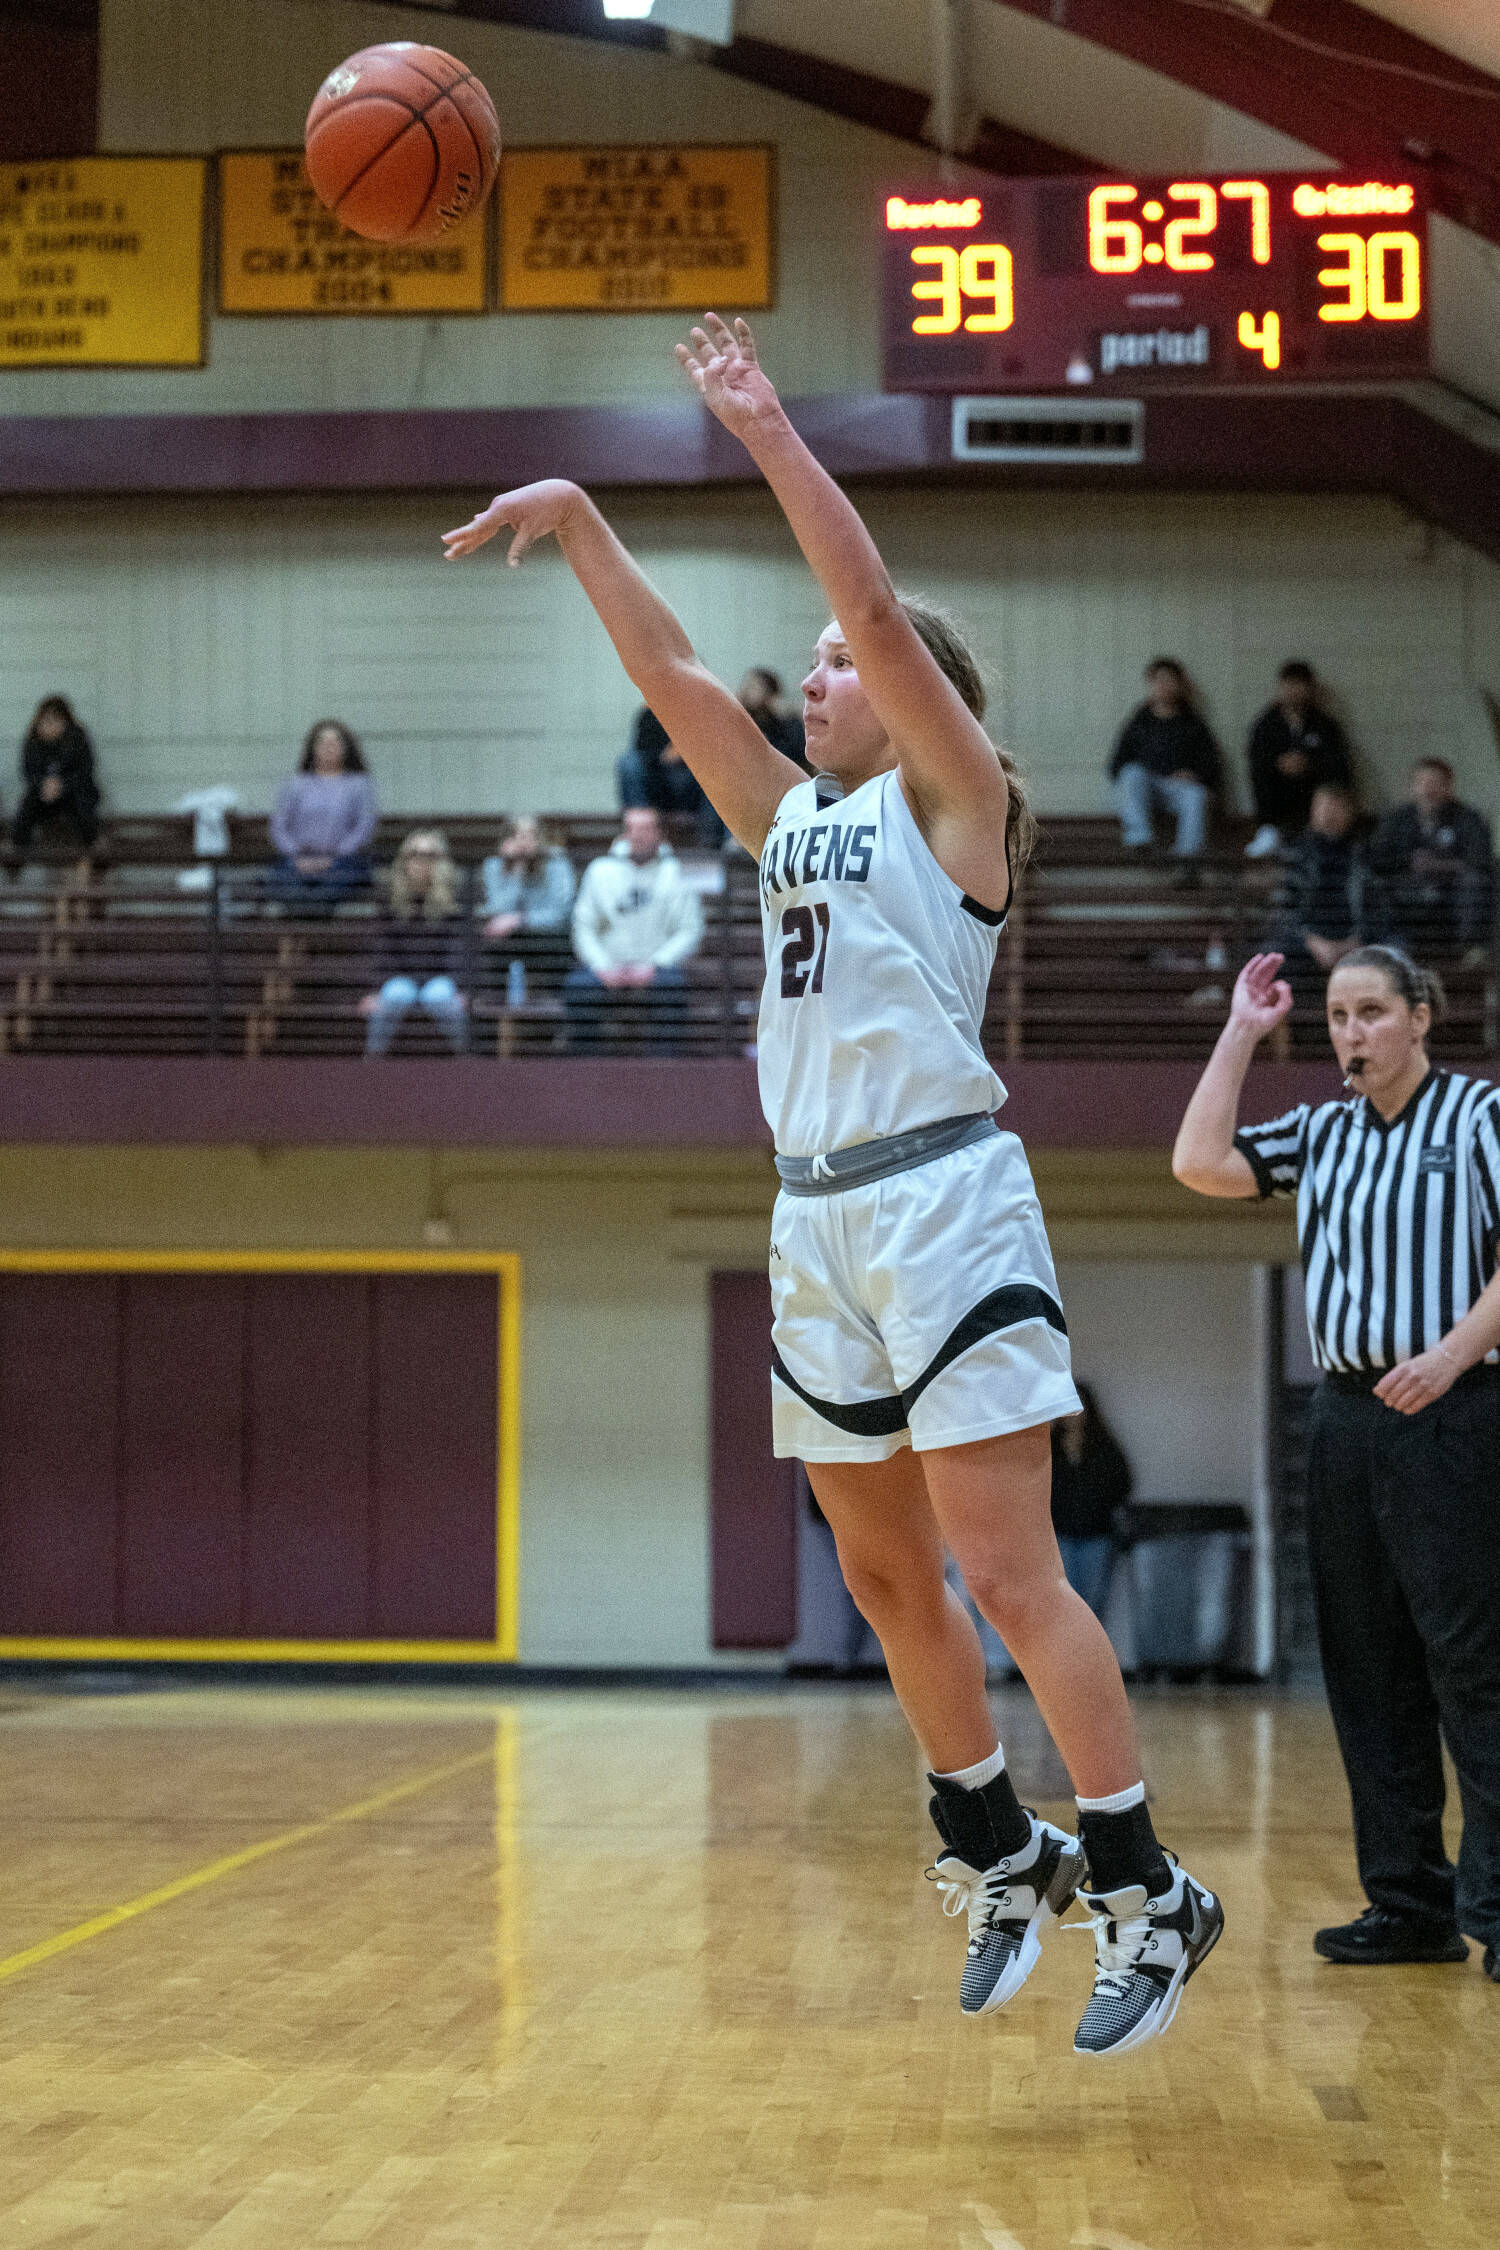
[927,1816,1087,2015]
[1071,1858,1223,2056]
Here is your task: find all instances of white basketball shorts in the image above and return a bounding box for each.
[769,1130,1080,1463]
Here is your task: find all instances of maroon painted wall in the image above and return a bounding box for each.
[0,1055,1341,1150]
[709,1270,797,1649]
[0,1272,499,1641]
[0,2,98,162]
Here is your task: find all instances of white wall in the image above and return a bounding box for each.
[0,0,917,421]
[0,1142,1275,1667]
[0,0,1489,419]
[5,0,1498,825]
[2,483,1496,821]
[0,1142,740,1669]
[1056,1260,1259,1502]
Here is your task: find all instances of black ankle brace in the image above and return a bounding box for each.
[927,1767,1032,1866]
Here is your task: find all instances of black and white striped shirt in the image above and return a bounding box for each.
[1237,1069,1500,1374]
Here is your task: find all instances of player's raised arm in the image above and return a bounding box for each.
[675,316,1009,857]
[1172,954,1294,1197]
[442,478,803,855]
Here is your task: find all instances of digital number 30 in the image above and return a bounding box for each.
[909,243,1015,335]
[1316,231,1421,323]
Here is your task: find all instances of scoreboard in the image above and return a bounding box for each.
[880,173,1428,393]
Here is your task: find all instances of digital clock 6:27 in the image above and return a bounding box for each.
[880,172,1427,394]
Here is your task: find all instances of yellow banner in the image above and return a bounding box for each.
[499,145,774,312]
[0,157,205,367]
[218,152,488,315]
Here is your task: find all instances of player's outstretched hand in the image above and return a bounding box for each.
[1228,952,1294,1039]
[442,479,582,565]
[675,314,782,440]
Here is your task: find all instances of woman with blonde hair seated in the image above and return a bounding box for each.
[361,829,468,1055]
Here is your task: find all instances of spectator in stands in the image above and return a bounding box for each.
[361,829,469,1056]
[8,695,100,865]
[1368,758,1496,963]
[1051,1384,1133,1618]
[1108,657,1222,877]
[270,719,377,908]
[1273,783,1381,993]
[617,705,724,848]
[565,807,703,1052]
[480,816,576,939]
[1244,661,1354,859]
[738,667,808,770]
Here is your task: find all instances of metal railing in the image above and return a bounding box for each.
[0,853,1494,1064]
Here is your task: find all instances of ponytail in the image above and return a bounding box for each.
[895,592,1037,885]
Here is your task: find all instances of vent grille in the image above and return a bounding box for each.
[952,397,1144,464]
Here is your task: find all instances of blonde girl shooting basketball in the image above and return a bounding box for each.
[443,314,1222,2055]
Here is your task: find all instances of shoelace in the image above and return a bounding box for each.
[1065,1910,1157,1997]
[927,1860,1022,1944]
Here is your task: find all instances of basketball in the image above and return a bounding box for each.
[304,42,500,244]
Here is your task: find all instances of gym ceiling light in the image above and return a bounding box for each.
[601,0,735,44]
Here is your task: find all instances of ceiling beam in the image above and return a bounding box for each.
[709,35,1094,174]
[3,389,1497,566]
[987,0,1500,247]
[377,0,1097,172]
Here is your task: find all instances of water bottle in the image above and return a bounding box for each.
[506,958,527,1007]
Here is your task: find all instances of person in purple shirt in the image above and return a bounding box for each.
[269,719,378,907]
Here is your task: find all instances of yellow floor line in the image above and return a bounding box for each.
[0,1745,496,1987]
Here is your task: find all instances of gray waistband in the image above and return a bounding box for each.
[775,1111,998,1196]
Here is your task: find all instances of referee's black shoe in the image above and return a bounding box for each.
[1482,1944,1498,1983]
[1314,1906,1468,1965]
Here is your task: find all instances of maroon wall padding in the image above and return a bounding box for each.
[0,1274,120,1633]
[371,1276,497,1640]
[709,1271,797,1650]
[0,1271,502,1644]
[244,1277,373,1640]
[118,1276,246,1636]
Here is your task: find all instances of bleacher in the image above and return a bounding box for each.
[1,810,1494,1065]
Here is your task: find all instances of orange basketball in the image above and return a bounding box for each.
[304,43,500,245]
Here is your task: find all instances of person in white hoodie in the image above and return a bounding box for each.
[565,807,704,1051]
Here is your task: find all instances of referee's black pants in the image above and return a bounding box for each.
[1306,1369,1500,1946]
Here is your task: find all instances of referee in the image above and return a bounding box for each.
[1173,944,1500,1984]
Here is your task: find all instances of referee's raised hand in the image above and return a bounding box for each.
[1230,952,1294,1038]
[1172,954,1295,1196]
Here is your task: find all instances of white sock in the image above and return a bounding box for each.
[1075,1780,1146,1814]
[935,1743,1006,1791]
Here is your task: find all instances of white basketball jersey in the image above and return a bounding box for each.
[756,769,1008,1158]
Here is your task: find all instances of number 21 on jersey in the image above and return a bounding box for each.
[780,903,830,997]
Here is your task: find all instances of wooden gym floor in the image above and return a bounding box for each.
[1,1681,1494,2250]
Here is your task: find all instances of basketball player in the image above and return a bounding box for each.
[443,314,1222,2055]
